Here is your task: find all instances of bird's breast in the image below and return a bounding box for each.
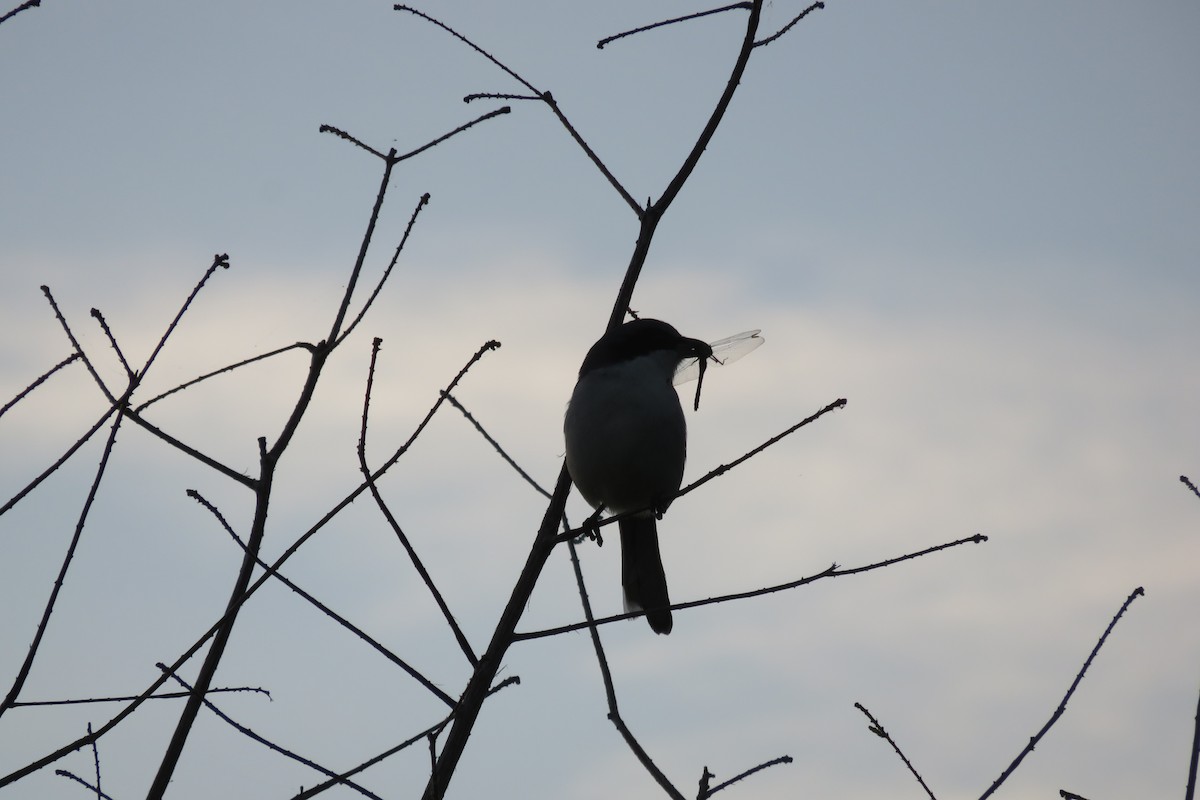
[564,356,688,515]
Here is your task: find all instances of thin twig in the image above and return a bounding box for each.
[322,152,396,354]
[11,686,270,707]
[1059,791,1092,800]
[41,285,115,404]
[393,4,642,215]
[1186,675,1200,800]
[517,534,988,640]
[0,405,117,516]
[419,468,571,800]
[854,702,936,800]
[105,340,502,776]
[0,0,41,26]
[1,337,505,784]
[290,677,519,800]
[679,397,847,499]
[391,107,511,165]
[89,308,133,379]
[699,756,793,798]
[1181,475,1200,500]
[978,587,1146,800]
[0,408,128,721]
[0,352,79,420]
[87,722,100,800]
[336,192,431,347]
[188,489,455,706]
[142,254,231,377]
[442,392,551,499]
[319,125,388,159]
[605,0,765,327]
[753,1,825,47]
[555,397,848,543]
[597,3,752,49]
[463,91,539,103]
[134,342,315,413]
[53,771,116,800]
[567,535,685,799]
[158,666,383,800]
[359,339,478,667]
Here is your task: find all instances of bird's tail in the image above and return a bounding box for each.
[619,517,673,635]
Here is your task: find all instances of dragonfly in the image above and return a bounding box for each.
[673,329,764,411]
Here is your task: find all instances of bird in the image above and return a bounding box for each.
[564,319,713,635]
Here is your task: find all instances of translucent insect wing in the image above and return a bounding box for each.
[673,329,764,386]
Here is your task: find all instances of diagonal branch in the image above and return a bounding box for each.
[0,405,118,516]
[134,342,315,413]
[606,0,765,328]
[978,586,1146,800]
[516,534,988,641]
[566,535,686,800]
[335,192,431,347]
[188,489,455,706]
[698,755,793,798]
[854,702,937,799]
[359,339,478,667]
[394,4,642,215]
[158,666,384,799]
[753,1,825,48]
[597,3,752,50]
[0,352,79,420]
[0,403,129,720]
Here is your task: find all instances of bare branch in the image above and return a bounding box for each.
[291,678,520,800]
[188,489,456,706]
[11,686,270,707]
[519,534,987,640]
[463,91,539,103]
[88,722,101,800]
[134,342,315,413]
[698,755,793,798]
[1186,675,1200,800]
[0,405,118,517]
[442,391,551,499]
[319,124,389,160]
[978,586,1146,800]
[393,4,642,215]
[0,0,41,27]
[754,1,826,48]
[677,397,846,500]
[1059,791,1092,800]
[121,408,258,489]
[606,0,766,327]
[89,308,133,379]
[566,536,685,799]
[142,253,231,376]
[41,286,116,405]
[854,702,936,799]
[597,3,752,50]
[392,106,511,165]
[53,770,115,800]
[1181,474,1200,500]
[336,192,431,347]
[393,5,536,93]
[158,665,384,800]
[419,468,572,800]
[555,397,848,543]
[359,340,478,667]
[0,409,128,720]
[0,352,79,420]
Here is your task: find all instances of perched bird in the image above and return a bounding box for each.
[564,319,713,635]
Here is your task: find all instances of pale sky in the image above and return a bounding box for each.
[2,2,1198,799]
